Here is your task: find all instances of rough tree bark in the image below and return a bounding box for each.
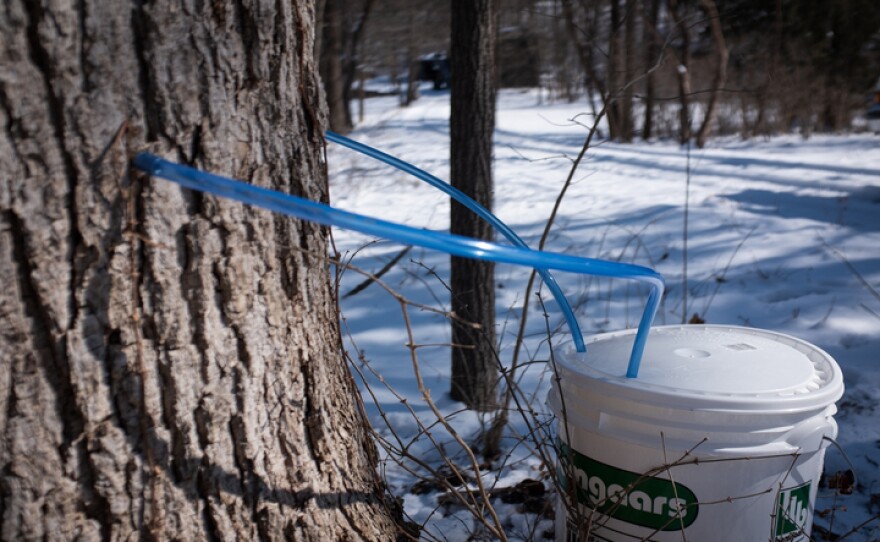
[0,1,397,540]
[449,0,498,411]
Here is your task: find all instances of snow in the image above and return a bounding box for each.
[328,87,880,541]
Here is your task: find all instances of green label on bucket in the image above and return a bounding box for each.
[775,482,812,541]
[557,442,699,532]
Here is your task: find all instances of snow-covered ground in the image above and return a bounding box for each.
[328,87,880,541]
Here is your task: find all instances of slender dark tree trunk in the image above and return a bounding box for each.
[621,0,637,141]
[695,0,728,148]
[341,0,378,127]
[559,0,606,120]
[642,0,661,139]
[753,0,783,137]
[669,0,692,144]
[449,0,498,411]
[321,0,352,133]
[0,1,397,539]
[403,17,421,107]
[607,0,624,139]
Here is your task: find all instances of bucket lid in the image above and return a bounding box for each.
[555,325,844,412]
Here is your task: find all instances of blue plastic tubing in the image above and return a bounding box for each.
[133,147,664,378]
[325,130,586,353]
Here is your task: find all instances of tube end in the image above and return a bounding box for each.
[132,152,163,176]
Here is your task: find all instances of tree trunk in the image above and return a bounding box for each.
[321,0,352,133]
[403,19,420,107]
[642,0,661,139]
[694,0,728,148]
[621,0,637,142]
[449,0,498,411]
[607,0,624,140]
[755,0,783,137]
[559,0,605,120]
[342,0,378,126]
[0,1,397,540]
[669,0,692,144]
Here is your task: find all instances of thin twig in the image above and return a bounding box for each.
[400,302,509,541]
[329,253,478,327]
[822,239,880,305]
[343,245,412,298]
[836,513,880,541]
[700,226,756,319]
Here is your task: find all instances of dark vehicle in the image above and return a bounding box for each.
[418,53,450,90]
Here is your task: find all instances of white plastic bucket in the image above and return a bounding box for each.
[549,325,844,542]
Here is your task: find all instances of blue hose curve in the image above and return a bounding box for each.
[132,152,664,378]
[325,130,585,352]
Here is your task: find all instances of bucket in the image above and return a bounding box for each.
[549,324,844,542]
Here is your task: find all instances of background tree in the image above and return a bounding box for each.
[664,0,698,144]
[694,0,728,148]
[320,0,378,133]
[608,0,626,139]
[776,0,879,133]
[320,0,350,132]
[560,0,639,141]
[449,0,498,411]
[341,0,379,123]
[346,0,879,143]
[621,0,638,141]
[0,1,397,539]
[642,0,662,139]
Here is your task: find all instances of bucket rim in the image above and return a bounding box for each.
[551,324,844,413]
